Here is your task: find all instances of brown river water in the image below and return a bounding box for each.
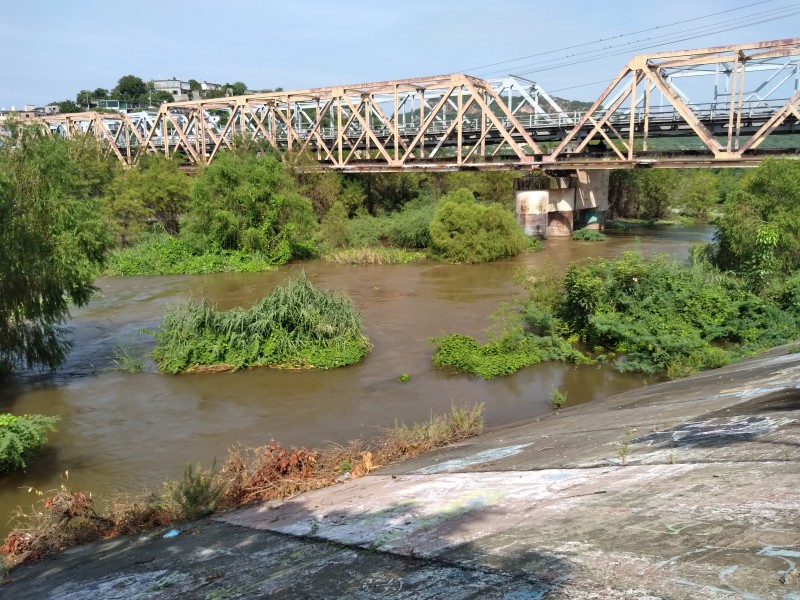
[0,225,713,531]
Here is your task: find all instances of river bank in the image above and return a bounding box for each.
[4,345,799,599]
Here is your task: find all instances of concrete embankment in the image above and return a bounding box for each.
[4,349,800,599]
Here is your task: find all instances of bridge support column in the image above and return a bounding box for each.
[514,174,575,238]
[574,170,609,231]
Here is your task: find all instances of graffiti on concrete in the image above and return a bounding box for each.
[414,444,531,475]
[632,415,794,449]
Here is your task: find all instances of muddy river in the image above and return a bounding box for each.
[0,225,713,531]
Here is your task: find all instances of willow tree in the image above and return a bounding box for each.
[0,125,114,372]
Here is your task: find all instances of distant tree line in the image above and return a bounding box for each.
[49,75,283,114]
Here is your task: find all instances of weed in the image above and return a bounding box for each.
[309,520,320,535]
[571,229,606,241]
[549,388,567,409]
[615,428,635,465]
[397,373,410,383]
[111,335,148,372]
[150,271,372,374]
[163,461,224,520]
[337,460,353,473]
[322,247,424,265]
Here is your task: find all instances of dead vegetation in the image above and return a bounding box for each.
[2,402,484,568]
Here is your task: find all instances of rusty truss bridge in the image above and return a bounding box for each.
[34,38,800,171]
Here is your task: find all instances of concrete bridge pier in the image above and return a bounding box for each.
[514,170,608,239]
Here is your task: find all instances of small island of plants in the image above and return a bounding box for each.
[150,272,371,374]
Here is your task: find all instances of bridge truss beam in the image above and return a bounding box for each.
[31,38,800,171]
[545,38,800,169]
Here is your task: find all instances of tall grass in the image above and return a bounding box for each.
[150,271,371,373]
[322,247,425,265]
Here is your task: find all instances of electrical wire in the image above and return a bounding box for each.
[461,0,786,74]
[473,3,800,79]
[505,6,800,78]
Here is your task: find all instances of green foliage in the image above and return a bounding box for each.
[392,401,484,448]
[114,75,148,103]
[556,252,799,376]
[431,332,587,379]
[164,462,224,520]
[150,272,371,373]
[571,229,606,241]
[549,388,567,409]
[321,247,425,265]
[385,196,436,248]
[104,232,274,276]
[102,156,191,245]
[318,202,349,250]
[442,171,520,209]
[711,158,800,278]
[112,335,148,372]
[0,126,113,372]
[675,170,719,220]
[184,151,317,263]
[428,189,527,263]
[609,170,679,220]
[0,414,60,474]
[397,373,410,383]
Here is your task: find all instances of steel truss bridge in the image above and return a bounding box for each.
[32,38,800,172]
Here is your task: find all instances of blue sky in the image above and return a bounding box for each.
[1,0,798,108]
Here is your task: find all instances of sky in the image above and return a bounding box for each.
[1,0,798,109]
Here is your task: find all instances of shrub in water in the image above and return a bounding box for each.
[572,229,606,241]
[0,414,59,474]
[428,189,527,263]
[150,272,371,373]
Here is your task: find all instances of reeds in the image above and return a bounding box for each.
[151,271,371,373]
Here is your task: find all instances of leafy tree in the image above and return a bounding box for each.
[50,99,82,114]
[229,81,247,96]
[428,188,527,263]
[114,75,147,102]
[608,170,677,220]
[76,89,93,109]
[102,155,191,245]
[0,125,113,372]
[711,158,800,278]
[93,87,109,100]
[184,151,317,263]
[674,170,718,220]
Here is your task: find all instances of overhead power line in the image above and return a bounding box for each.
[460,0,799,80]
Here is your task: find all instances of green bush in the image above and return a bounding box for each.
[164,462,224,520]
[556,253,800,376]
[711,158,800,279]
[0,414,60,474]
[572,229,606,241]
[431,333,587,379]
[103,232,274,276]
[386,196,436,248]
[183,151,317,263]
[150,272,371,373]
[428,189,527,263]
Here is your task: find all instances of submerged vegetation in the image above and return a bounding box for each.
[2,402,484,567]
[150,272,371,373]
